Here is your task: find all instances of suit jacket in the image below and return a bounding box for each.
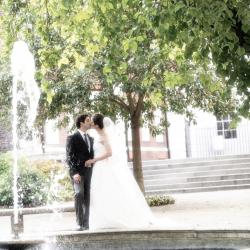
[66,131,94,177]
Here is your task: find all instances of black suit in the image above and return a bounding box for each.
[66,131,94,228]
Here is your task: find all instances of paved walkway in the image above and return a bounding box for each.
[153,188,250,230]
[0,189,249,239]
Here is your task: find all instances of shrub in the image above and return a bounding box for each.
[0,154,73,208]
[0,153,13,207]
[56,174,73,202]
[0,152,11,173]
[0,154,50,207]
[0,153,174,208]
[0,173,12,207]
[146,195,175,207]
[31,160,73,203]
[18,167,49,207]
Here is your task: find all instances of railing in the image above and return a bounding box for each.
[187,124,250,158]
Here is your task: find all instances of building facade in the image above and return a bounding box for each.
[41,111,250,161]
[168,110,250,159]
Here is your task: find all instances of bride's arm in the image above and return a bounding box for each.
[94,136,112,163]
[85,134,112,166]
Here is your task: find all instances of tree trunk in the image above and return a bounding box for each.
[124,121,130,161]
[164,112,171,159]
[131,115,145,194]
[38,122,46,154]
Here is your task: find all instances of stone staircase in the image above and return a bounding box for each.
[139,154,250,195]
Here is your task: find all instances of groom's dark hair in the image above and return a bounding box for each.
[76,114,90,129]
[93,113,104,129]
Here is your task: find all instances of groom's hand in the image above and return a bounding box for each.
[73,173,81,184]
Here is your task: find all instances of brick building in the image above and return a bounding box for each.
[44,119,170,161]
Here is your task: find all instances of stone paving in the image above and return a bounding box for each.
[0,189,250,240]
[153,188,250,230]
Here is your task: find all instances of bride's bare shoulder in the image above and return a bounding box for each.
[96,130,106,143]
[101,131,111,145]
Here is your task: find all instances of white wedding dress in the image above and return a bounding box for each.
[89,131,154,230]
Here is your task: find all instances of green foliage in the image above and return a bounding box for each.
[0,154,72,207]
[18,166,48,207]
[0,154,12,205]
[146,195,175,207]
[1,0,239,126]
[0,58,12,132]
[0,153,12,173]
[56,174,73,202]
[0,0,246,191]
[0,174,13,207]
[32,160,73,203]
[0,154,49,207]
[160,0,250,118]
[0,153,174,208]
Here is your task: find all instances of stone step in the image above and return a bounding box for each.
[143,167,250,180]
[143,162,250,176]
[187,173,250,183]
[135,153,250,166]
[146,178,250,191]
[141,157,250,170]
[144,173,250,185]
[141,154,250,194]
[146,183,250,195]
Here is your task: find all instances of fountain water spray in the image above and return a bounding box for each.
[10,41,40,226]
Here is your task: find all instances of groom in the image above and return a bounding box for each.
[66,114,94,231]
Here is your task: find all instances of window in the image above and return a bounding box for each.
[216,115,237,139]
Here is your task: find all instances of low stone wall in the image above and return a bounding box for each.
[1,230,250,249]
[0,205,74,237]
[0,205,74,217]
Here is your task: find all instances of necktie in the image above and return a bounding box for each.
[84,133,90,151]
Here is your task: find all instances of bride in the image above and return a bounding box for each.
[85,113,154,229]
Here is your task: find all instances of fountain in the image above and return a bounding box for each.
[10,40,40,238]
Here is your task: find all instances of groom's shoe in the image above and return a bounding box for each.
[76,225,89,231]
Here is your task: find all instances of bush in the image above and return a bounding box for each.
[0,173,12,207]
[146,195,175,207]
[0,153,13,207]
[0,153,50,207]
[31,160,73,203]
[0,154,74,207]
[18,167,49,207]
[0,153,174,208]
[0,153,11,173]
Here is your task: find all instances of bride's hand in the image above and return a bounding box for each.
[85,159,95,167]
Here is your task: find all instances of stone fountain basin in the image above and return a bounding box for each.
[0,229,250,250]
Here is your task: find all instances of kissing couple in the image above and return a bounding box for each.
[66,113,154,231]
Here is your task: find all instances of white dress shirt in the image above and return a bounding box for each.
[78,129,90,151]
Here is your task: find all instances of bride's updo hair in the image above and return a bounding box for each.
[93,113,104,129]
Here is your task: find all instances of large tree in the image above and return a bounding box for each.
[0,0,239,192]
[147,0,250,117]
[50,0,237,191]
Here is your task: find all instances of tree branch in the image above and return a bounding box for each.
[109,95,130,112]
[126,92,135,113]
[135,93,144,118]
